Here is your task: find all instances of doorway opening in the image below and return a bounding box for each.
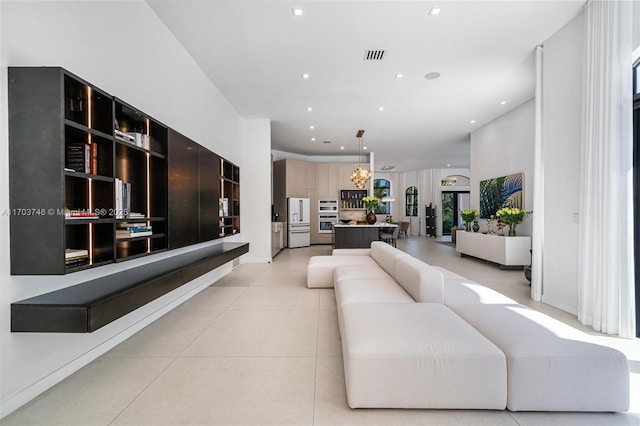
[441,191,470,235]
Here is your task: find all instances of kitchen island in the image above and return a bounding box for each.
[333,223,398,249]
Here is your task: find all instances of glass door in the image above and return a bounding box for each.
[441,191,470,235]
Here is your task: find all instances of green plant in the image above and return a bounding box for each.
[460,209,479,232]
[496,207,531,236]
[362,196,381,212]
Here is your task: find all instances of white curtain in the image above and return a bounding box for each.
[578,0,635,338]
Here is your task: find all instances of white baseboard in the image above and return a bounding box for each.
[0,266,231,419]
[541,296,578,316]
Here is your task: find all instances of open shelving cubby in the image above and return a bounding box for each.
[219,159,240,237]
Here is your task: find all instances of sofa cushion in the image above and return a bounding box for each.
[433,266,467,280]
[335,278,414,307]
[369,241,410,279]
[340,303,507,409]
[307,255,376,288]
[334,264,391,284]
[450,303,630,412]
[332,248,371,256]
[394,256,444,303]
[444,279,517,305]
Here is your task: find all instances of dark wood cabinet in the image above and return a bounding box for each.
[167,129,224,248]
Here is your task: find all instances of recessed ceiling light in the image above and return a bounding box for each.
[309,125,314,129]
[429,7,441,15]
[307,106,312,111]
[470,120,476,124]
[395,73,404,79]
[292,8,303,16]
[311,137,315,141]
[447,164,451,167]
[301,73,309,79]
[340,146,345,150]
[363,146,368,150]
[378,107,384,112]
[424,72,441,80]
[500,100,507,105]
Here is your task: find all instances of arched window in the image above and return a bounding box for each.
[373,179,391,214]
[406,186,418,216]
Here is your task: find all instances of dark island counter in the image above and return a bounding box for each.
[333,223,398,249]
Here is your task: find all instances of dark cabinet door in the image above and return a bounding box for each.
[199,147,220,242]
[168,129,199,248]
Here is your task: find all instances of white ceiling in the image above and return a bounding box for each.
[147,0,585,172]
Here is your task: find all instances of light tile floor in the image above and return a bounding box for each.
[2,237,639,425]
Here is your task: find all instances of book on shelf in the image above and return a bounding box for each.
[114,178,132,219]
[65,257,88,268]
[125,132,150,149]
[90,143,98,175]
[65,208,99,219]
[66,142,90,174]
[115,129,136,144]
[128,212,145,219]
[116,224,152,238]
[65,248,88,260]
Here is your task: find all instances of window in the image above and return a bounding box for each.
[373,179,391,214]
[405,186,418,216]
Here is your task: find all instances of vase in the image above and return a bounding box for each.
[508,223,517,237]
[366,211,377,225]
[464,222,471,232]
[472,220,480,233]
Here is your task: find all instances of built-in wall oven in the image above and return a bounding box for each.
[319,213,338,233]
[318,199,339,213]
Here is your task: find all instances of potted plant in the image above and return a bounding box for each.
[460,209,479,232]
[362,196,381,224]
[495,207,531,236]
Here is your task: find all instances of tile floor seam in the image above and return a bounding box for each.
[106,355,180,426]
[312,285,322,425]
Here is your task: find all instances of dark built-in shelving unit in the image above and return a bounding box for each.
[8,67,246,332]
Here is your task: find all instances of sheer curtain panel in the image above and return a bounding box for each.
[578,0,635,338]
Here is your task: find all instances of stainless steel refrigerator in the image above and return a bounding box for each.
[287,197,310,248]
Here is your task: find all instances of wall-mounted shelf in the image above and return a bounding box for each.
[340,189,367,210]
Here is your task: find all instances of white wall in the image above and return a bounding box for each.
[470,99,535,237]
[539,11,584,314]
[238,119,272,262]
[0,0,269,417]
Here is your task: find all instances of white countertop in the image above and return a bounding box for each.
[334,223,398,228]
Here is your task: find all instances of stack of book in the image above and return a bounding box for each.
[116,224,152,239]
[115,130,150,150]
[126,132,150,149]
[65,208,99,219]
[65,248,88,268]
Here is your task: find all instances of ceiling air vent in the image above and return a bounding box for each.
[380,165,395,171]
[323,140,331,144]
[364,50,385,61]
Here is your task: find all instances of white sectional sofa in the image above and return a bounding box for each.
[307,241,630,412]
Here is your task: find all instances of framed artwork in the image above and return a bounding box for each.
[479,173,523,218]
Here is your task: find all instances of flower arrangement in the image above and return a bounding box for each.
[460,209,479,232]
[362,196,381,212]
[495,207,531,236]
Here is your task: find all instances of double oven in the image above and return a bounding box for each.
[318,199,338,233]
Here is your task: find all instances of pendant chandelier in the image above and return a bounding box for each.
[350,129,372,189]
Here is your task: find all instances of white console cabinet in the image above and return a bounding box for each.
[455,231,531,268]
